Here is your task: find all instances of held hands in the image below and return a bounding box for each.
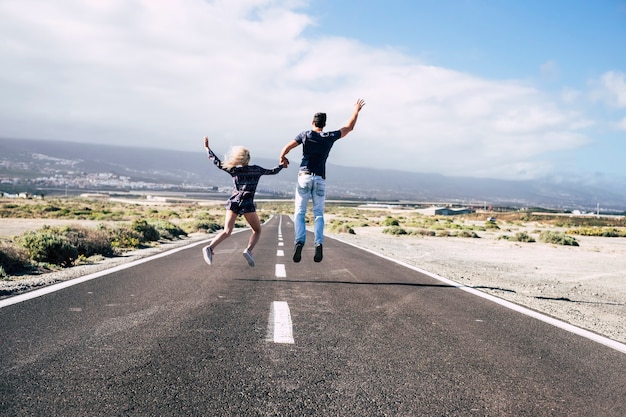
[203,136,209,150]
[280,156,289,168]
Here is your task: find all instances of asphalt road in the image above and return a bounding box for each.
[1,214,625,416]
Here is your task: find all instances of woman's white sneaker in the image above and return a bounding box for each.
[202,246,213,265]
[242,249,255,267]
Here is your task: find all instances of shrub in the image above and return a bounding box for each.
[382,217,400,227]
[0,242,34,277]
[568,227,626,237]
[185,220,222,233]
[539,231,579,246]
[131,219,160,242]
[150,220,187,240]
[383,226,407,235]
[16,231,78,267]
[456,230,480,238]
[414,228,436,237]
[511,232,535,242]
[329,223,356,234]
[60,225,115,257]
[110,226,142,249]
[484,221,500,230]
[328,219,357,234]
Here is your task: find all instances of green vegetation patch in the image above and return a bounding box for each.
[499,232,536,242]
[539,231,579,246]
[568,227,626,237]
[0,242,35,278]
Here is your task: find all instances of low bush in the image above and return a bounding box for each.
[484,221,500,230]
[500,232,535,242]
[62,225,115,257]
[15,230,78,267]
[110,226,142,249]
[413,228,436,237]
[539,231,579,246]
[184,220,222,233]
[149,220,187,240]
[0,242,34,277]
[382,217,400,227]
[131,219,160,242]
[510,232,535,242]
[328,219,357,234]
[568,227,626,237]
[329,223,356,234]
[456,230,480,238]
[383,226,407,235]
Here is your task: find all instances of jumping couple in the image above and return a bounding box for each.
[203,98,366,267]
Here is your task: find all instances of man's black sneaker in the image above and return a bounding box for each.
[314,244,323,262]
[293,242,303,263]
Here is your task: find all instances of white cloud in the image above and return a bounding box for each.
[0,0,593,180]
[560,87,580,104]
[591,71,626,108]
[617,117,626,131]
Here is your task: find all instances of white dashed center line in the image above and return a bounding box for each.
[267,301,294,344]
[267,217,294,344]
[275,264,286,277]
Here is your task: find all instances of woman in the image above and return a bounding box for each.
[202,136,285,267]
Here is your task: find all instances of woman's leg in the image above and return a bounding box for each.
[208,210,238,250]
[243,211,262,252]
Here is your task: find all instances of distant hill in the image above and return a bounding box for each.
[1,137,625,212]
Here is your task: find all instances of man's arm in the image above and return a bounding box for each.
[279,140,299,167]
[339,98,366,138]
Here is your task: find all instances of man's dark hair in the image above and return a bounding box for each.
[313,112,326,128]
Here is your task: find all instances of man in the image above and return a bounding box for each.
[279,98,366,263]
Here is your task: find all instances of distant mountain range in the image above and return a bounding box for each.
[1,137,625,212]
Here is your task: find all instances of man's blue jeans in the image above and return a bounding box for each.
[294,173,326,246]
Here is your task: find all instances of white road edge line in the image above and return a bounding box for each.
[0,238,213,309]
[267,301,294,344]
[328,234,626,355]
[1,216,283,309]
[0,217,280,310]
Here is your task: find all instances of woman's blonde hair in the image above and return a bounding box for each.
[222,146,250,170]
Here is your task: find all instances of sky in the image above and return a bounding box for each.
[1,0,625,183]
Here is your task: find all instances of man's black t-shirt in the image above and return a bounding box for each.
[294,130,342,179]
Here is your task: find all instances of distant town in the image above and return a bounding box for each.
[2,137,625,213]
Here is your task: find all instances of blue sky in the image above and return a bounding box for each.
[1,0,625,183]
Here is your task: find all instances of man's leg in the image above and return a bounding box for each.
[311,176,326,246]
[311,176,326,262]
[294,176,310,245]
[293,175,310,262]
